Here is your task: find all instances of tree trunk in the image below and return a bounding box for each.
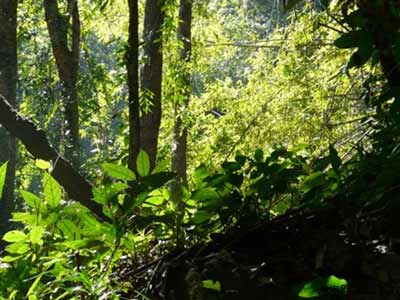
[171,0,192,247]
[171,0,192,191]
[140,0,165,170]
[43,0,80,169]
[0,0,17,237]
[127,0,140,172]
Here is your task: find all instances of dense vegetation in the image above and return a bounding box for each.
[1,0,400,299]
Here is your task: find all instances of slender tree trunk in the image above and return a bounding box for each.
[127,0,140,172]
[44,0,81,168]
[140,0,165,170]
[171,0,192,248]
[171,0,192,191]
[0,0,17,237]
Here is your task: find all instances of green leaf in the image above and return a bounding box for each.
[20,190,42,209]
[93,182,129,205]
[347,47,373,68]
[30,226,44,245]
[254,148,264,162]
[329,145,341,171]
[192,188,221,201]
[0,161,8,200]
[3,230,27,243]
[202,279,221,291]
[43,173,62,207]
[101,163,136,181]
[137,150,150,177]
[300,172,325,192]
[1,255,22,262]
[192,210,211,224]
[326,275,347,288]
[334,30,372,49]
[27,273,43,296]
[298,282,320,298]
[5,242,30,254]
[35,159,51,170]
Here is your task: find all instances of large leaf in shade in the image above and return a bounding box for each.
[191,188,221,202]
[300,172,325,192]
[137,150,150,177]
[334,30,372,49]
[0,162,8,200]
[43,173,62,207]
[101,163,136,181]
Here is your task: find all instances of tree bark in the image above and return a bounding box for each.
[127,0,140,172]
[43,0,81,168]
[0,0,17,237]
[171,0,192,191]
[140,0,165,170]
[0,96,108,222]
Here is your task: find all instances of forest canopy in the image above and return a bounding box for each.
[0,0,400,299]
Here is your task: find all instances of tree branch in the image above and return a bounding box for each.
[0,95,109,222]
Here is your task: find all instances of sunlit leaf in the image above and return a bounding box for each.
[3,230,27,243]
[137,150,150,177]
[202,279,221,291]
[101,163,136,181]
[0,162,8,200]
[326,275,347,288]
[20,190,42,209]
[30,226,45,245]
[43,173,62,207]
[298,282,320,298]
[35,159,51,170]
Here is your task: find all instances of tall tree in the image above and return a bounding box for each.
[140,0,165,169]
[171,0,192,192]
[127,0,140,172]
[43,0,81,168]
[0,0,17,236]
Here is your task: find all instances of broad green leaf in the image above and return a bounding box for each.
[152,159,169,174]
[137,150,150,177]
[35,159,51,170]
[12,212,39,226]
[192,210,211,224]
[347,47,373,68]
[30,226,44,245]
[146,196,164,205]
[0,161,8,200]
[5,242,30,254]
[101,163,136,181]
[1,255,22,262]
[326,275,347,288]
[43,173,62,207]
[298,282,319,298]
[202,280,221,291]
[300,172,325,192]
[3,230,27,243]
[20,190,42,209]
[334,30,372,49]
[57,219,78,238]
[93,182,129,205]
[192,188,220,201]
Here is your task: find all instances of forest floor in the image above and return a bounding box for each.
[116,203,400,300]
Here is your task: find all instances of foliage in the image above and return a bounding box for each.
[4,0,400,298]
